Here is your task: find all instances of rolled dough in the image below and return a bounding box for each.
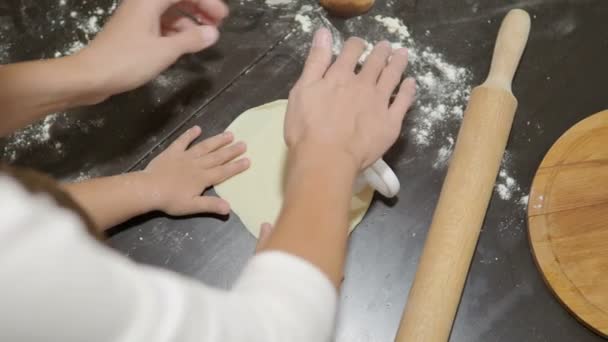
[214,100,374,238]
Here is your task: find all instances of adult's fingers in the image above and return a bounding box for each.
[377,48,409,98]
[188,131,234,157]
[165,24,219,55]
[161,15,198,33]
[169,126,202,151]
[173,0,229,26]
[255,223,273,252]
[207,158,250,184]
[297,28,333,86]
[359,41,391,83]
[389,77,417,122]
[200,142,247,167]
[325,37,366,82]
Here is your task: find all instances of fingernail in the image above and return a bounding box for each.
[241,158,251,167]
[223,131,233,138]
[312,28,331,48]
[200,26,220,44]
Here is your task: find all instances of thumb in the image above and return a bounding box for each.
[189,196,230,215]
[255,223,274,253]
[170,25,220,54]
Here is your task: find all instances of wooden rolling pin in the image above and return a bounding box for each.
[395,9,531,342]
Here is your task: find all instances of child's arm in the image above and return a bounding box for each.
[0,0,228,136]
[63,126,248,231]
[0,56,108,136]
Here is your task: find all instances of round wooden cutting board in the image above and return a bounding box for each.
[529,110,608,337]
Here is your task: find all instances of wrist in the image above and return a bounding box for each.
[63,50,112,106]
[287,143,359,196]
[289,142,360,178]
[126,171,163,214]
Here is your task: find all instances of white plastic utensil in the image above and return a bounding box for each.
[353,159,400,198]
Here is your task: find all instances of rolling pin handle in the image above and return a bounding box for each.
[482,9,531,92]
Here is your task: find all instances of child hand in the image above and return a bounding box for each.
[285,28,416,172]
[79,0,229,98]
[144,126,249,216]
[255,223,274,252]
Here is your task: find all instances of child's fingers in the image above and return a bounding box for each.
[200,142,246,167]
[255,223,274,252]
[188,131,234,157]
[169,126,202,151]
[207,158,250,184]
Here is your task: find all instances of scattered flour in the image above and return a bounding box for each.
[67,171,93,182]
[287,8,473,154]
[266,0,293,6]
[49,0,118,58]
[2,113,63,161]
[518,195,529,206]
[294,14,312,33]
[1,0,119,162]
[285,6,530,215]
[496,169,520,200]
[432,137,455,169]
[55,40,85,57]
[374,15,411,38]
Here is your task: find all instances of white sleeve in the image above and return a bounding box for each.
[0,175,337,342]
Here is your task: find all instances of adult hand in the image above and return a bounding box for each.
[144,126,249,216]
[285,28,416,172]
[79,0,228,98]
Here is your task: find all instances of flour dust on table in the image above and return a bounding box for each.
[280,3,530,229]
[288,5,472,158]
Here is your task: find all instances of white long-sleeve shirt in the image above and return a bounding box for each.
[0,175,337,342]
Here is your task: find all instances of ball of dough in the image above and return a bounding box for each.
[320,0,375,17]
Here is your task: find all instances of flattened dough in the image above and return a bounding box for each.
[215,100,374,238]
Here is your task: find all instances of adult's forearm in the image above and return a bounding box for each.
[0,53,105,136]
[263,146,358,287]
[62,171,156,232]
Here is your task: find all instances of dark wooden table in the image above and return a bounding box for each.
[1,0,607,340]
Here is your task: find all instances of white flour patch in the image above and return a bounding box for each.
[49,0,118,58]
[374,15,411,38]
[266,0,293,6]
[518,194,529,207]
[294,14,312,33]
[55,40,85,57]
[432,137,454,169]
[496,169,520,201]
[2,113,64,161]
